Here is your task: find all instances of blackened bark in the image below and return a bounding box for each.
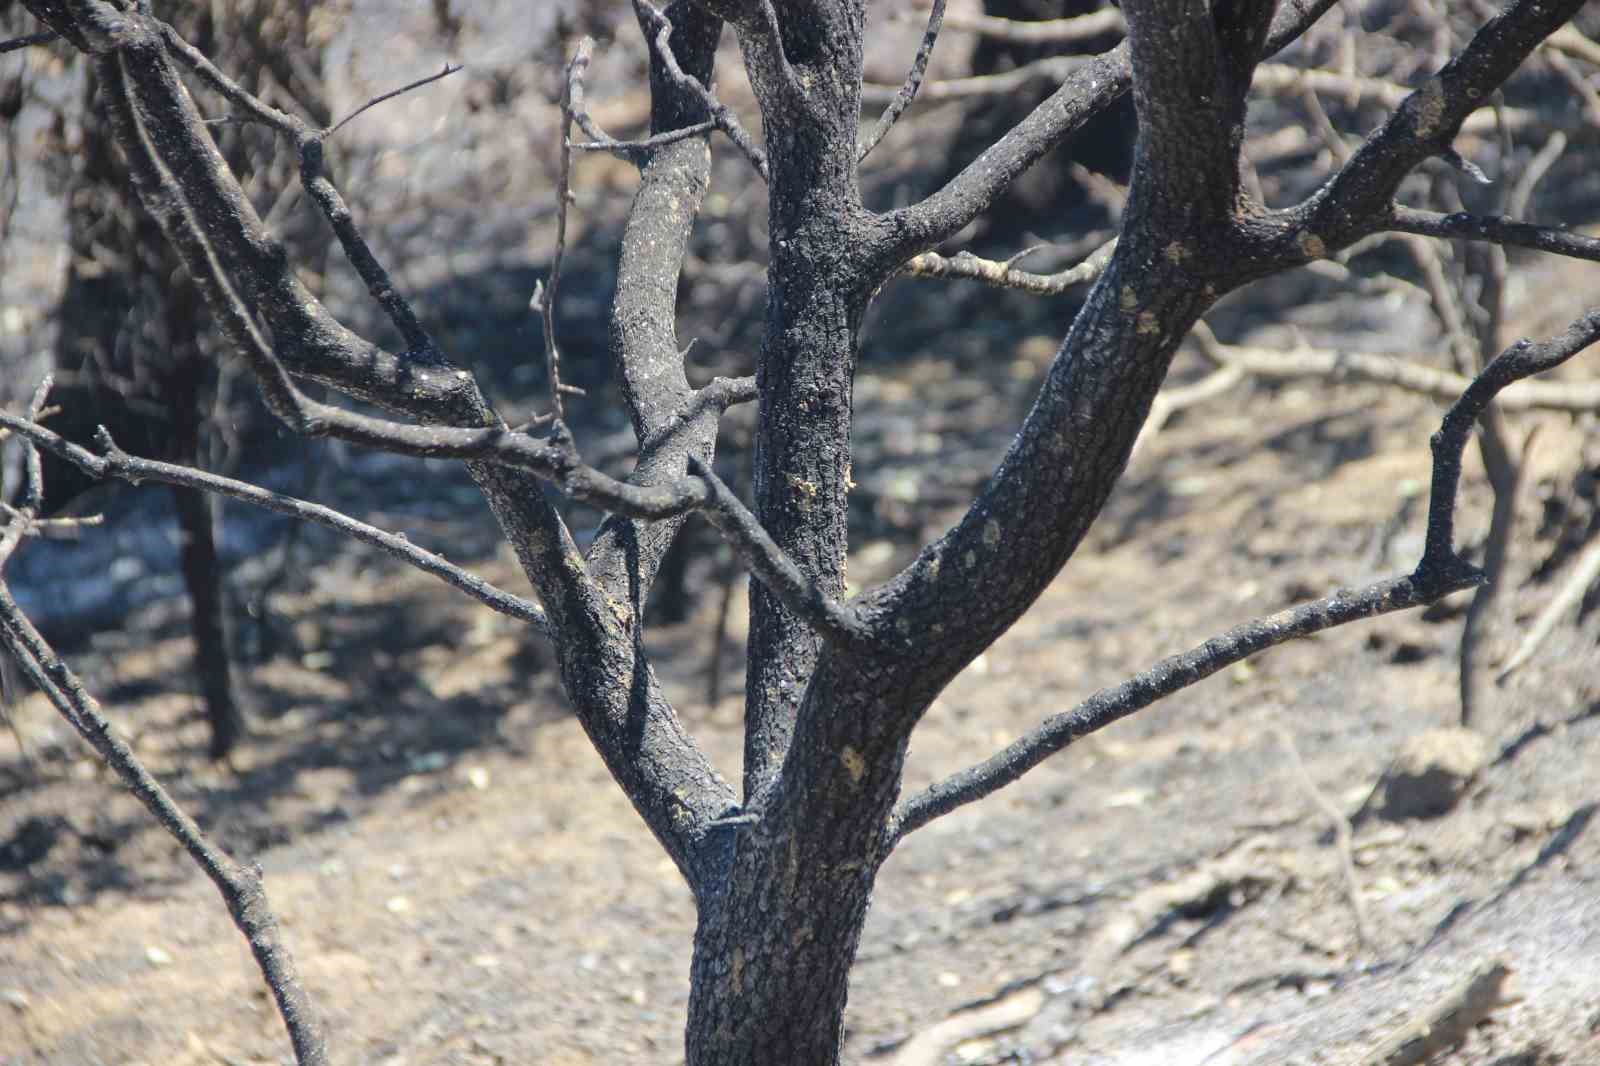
[738,0,876,800]
[19,4,1596,1066]
[51,52,244,758]
[164,362,242,758]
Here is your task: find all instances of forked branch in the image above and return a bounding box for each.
[0,411,551,633]
[889,306,1600,844]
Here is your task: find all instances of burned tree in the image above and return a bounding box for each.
[4,1,1600,1064]
[26,0,333,758]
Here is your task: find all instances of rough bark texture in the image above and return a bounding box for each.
[12,1,1597,1064]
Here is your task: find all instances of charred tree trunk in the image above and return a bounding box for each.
[43,0,328,758]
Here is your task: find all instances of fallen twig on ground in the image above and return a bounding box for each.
[1361,960,1518,1066]
[1277,727,1372,952]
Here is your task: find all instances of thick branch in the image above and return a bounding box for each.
[585,2,723,615]
[27,0,744,889]
[890,306,1600,842]
[1298,0,1589,252]
[870,0,1339,270]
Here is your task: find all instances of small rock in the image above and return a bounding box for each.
[1377,727,1490,820]
[145,945,173,967]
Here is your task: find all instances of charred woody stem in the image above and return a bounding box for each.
[10,0,1600,1063]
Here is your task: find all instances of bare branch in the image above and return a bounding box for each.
[1277,727,1371,951]
[890,571,1477,843]
[889,306,1600,843]
[0,376,55,571]
[1388,206,1600,264]
[898,238,1117,296]
[931,7,1123,45]
[857,0,945,162]
[689,457,868,646]
[157,19,305,136]
[1127,361,1246,464]
[870,0,1339,270]
[1546,22,1600,67]
[635,0,769,181]
[1252,63,1531,137]
[1297,0,1590,255]
[1,28,58,53]
[1507,130,1568,219]
[1496,531,1600,682]
[324,62,459,138]
[565,34,716,161]
[0,583,329,1066]
[861,54,1089,106]
[1200,337,1600,413]
[0,412,551,634]
[531,43,588,424]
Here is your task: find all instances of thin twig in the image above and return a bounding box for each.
[0,377,54,571]
[1199,338,1600,413]
[858,0,947,163]
[1496,532,1600,682]
[1252,63,1529,136]
[324,63,461,138]
[687,457,868,647]
[158,22,306,136]
[635,0,769,180]
[1546,22,1600,67]
[571,121,717,158]
[0,413,551,635]
[1507,130,1568,219]
[565,42,716,161]
[1276,727,1372,951]
[1388,206,1600,265]
[862,54,1089,106]
[532,43,588,423]
[1128,362,1246,463]
[0,582,329,1066]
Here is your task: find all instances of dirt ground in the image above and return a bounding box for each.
[4,311,1600,1065]
[6,4,1600,1064]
